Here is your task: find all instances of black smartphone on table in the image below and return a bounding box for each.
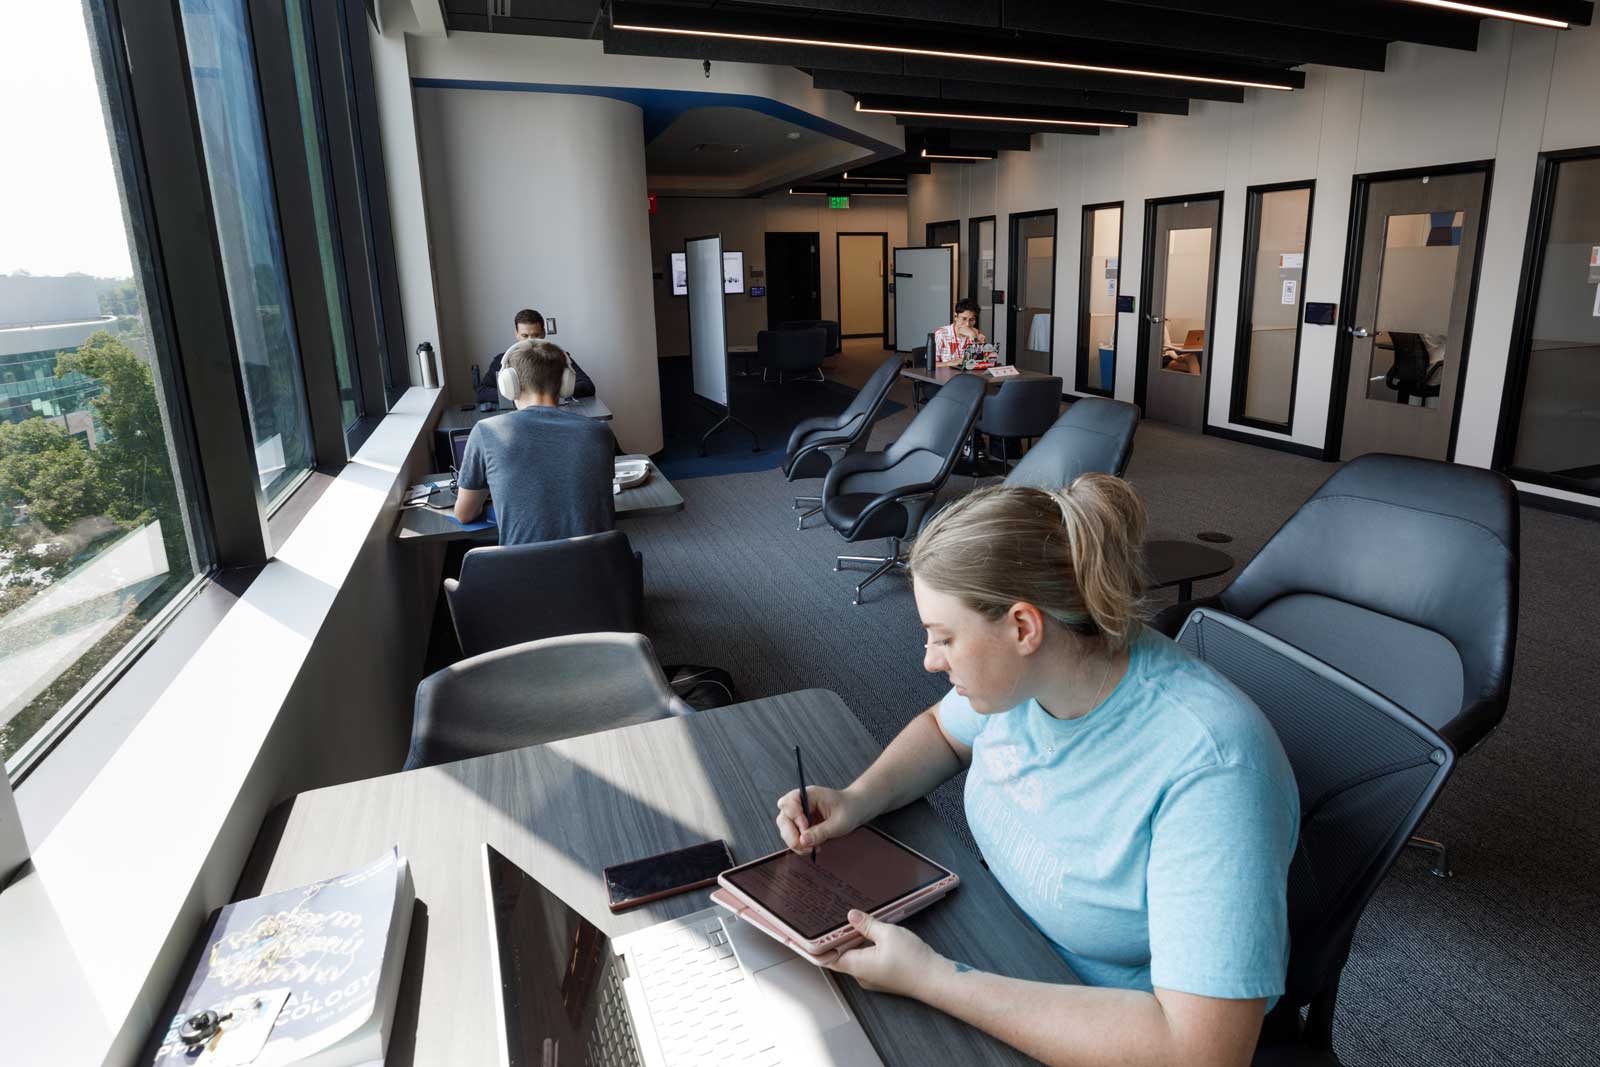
[604,839,734,913]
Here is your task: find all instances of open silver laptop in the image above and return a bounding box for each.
[482,844,884,1067]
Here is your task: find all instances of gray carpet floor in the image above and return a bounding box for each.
[626,344,1600,1067]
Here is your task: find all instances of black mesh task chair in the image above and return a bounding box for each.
[758,327,828,383]
[1153,453,1518,876]
[784,354,900,529]
[823,372,986,604]
[444,531,643,658]
[975,376,1062,469]
[1174,610,1455,1065]
[403,632,691,770]
[1005,397,1141,488]
[1383,331,1442,405]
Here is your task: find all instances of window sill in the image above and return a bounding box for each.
[0,386,446,1066]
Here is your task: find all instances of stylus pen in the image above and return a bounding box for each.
[795,745,816,863]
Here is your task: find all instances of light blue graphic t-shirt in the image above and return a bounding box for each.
[939,626,1299,1003]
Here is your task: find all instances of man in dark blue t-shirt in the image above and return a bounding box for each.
[475,308,594,406]
[455,339,613,546]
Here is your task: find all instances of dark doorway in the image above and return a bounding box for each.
[764,231,821,329]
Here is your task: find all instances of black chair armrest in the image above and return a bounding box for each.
[1150,594,1226,637]
[841,481,941,540]
[1446,695,1506,757]
[785,411,859,457]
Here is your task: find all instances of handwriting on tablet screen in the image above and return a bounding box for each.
[730,830,942,939]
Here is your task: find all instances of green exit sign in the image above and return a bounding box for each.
[828,195,850,209]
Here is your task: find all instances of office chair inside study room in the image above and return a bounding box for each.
[974,375,1062,470]
[823,372,985,605]
[1004,396,1141,489]
[1153,453,1519,877]
[1383,330,1443,404]
[784,354,900,529]
[403,632,692,770]
[444,531,643,658]
[1174,610,1456,1067]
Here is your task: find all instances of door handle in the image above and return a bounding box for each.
[1148,315,1163,324]
[1347,326,1371,338]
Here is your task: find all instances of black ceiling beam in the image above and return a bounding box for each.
[856,92,1136,128]
[900,115,1101,136]
[735,0,1387,69]
[1006,3,1388,71]
[608,3,1306,89]
[605,29,1249,104]
[934,128,1035,152]
[809,69,1190,116]
[1100,0,1483,50]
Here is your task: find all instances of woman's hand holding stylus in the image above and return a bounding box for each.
[775,787,869,852]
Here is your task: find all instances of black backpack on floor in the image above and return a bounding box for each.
[661,664,739,711]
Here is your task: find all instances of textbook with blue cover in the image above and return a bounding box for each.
[149,849,414,1067]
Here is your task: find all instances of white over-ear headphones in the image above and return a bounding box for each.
[498,346,577,402]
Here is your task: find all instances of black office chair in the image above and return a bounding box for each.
[1383,331,1442,405]
[758,327,828,384]
[784,354,901,529]
[907,330,941,410]
[823,372,986,604]
[1174,610,1455,1066]
[444,530,643,658]
[1153,453,1518,876]
[1005,397,1141,488]
[403,632,691,770]
[778,319,840,357]
[975,376,1062,469]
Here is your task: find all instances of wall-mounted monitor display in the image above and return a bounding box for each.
[670,251,688,297]
[723,251,746,294]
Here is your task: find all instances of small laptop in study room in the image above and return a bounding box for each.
[481,844,884,1067]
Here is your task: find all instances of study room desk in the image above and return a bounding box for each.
[393,454,683,544]
[238,689,1078,1067]
[432,396,613,470]
[900,364,1058,410]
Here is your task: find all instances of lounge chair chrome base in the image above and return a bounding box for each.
[792,496,822,530]
[1405,834,1452,878]
[835,536,909,605]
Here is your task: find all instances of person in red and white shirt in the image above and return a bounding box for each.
[932,298,988,366]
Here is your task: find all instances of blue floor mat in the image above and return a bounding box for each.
[653,356,902,480]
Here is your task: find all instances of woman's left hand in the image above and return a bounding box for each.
[825,910,947,998]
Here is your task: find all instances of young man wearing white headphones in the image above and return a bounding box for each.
[453,339,614,545]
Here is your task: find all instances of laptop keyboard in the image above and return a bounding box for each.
[627,914,784,1067]
[585,956,647,1067]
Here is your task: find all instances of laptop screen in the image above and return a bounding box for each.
[483,845,646,1067]
[450,430,471,472]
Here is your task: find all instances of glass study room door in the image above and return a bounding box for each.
[1139,194,1221,431]
[1007,210,1058,373]
[1333,166,1488,461]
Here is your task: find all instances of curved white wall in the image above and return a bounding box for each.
[416,89,663,453]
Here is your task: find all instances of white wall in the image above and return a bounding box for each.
[907,21,1600,506]
[415,89,664,453]
[648,196,907,354]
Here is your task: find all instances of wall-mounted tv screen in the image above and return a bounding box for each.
[723,251,745,294]
[670,251,688,297]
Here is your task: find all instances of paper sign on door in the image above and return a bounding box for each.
[1279,252,1304,270]
[1281,279,1298,305]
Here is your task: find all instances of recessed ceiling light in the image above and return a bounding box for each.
[610,18,1298,91]
[858,100,1128,129]
[921,148,997,161]
[1395,1,1569,28]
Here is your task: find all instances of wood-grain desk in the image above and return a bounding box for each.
[899,365,1059,409]
[238,690,1077,1066]
[393,455,684,544]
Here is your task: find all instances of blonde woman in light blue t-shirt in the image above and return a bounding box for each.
[775,476,1299,1067]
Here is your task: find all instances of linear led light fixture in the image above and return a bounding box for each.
[860,100,1128,128]
[787,188,829,195]
[840,173,904,182]
[1395,1,1570,27]
[611,19,1297,91]
[921,148,996,161]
